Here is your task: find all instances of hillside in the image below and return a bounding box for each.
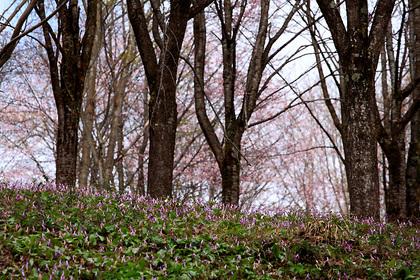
[1,182,419,279]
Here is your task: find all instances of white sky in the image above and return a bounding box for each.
[0,0,12,14]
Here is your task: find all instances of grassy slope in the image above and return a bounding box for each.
[0,182,419,279]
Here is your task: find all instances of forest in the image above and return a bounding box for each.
[1,0,420,222]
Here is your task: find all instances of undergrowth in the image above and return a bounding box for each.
[1,181,419,279]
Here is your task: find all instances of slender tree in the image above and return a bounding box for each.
[79,0,103,189]
[193,0,301,204]
[36,0,98,187]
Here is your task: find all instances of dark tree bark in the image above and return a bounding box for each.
[376,3,420,220]
[193,0,300,204]
[377,21,408,220]
[127,0,213,199]
[315,0,397,220]
[406,0,420,219]
[37,0,97,187]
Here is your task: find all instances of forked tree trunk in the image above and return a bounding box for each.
[377,17,408,221]
[376,3,420,220]
[128,0,201,199]
[316,0,397,220]
[194,0,299,205]
[37,0,97,187]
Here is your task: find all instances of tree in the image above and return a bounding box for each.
[126,0,213,199]
[79,0,103,189]
[36,0,98,187]
[376,1,420,220]
[406,0,420,218]
[193,0,301,204]
[313,0,397,219]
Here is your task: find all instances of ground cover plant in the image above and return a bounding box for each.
[0,182,420,279]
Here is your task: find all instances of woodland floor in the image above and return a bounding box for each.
[1,181,420,279]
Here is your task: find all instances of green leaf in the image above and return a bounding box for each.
[138,258,146,271]
[121,227,128,234]
[89,234,97,245]
[387,259,396,269]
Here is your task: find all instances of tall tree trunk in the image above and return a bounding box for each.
[105,30,135,186]
[79,65,96,189]
[37,0,97,187]
[80,2,102,189]
[407,111,420,218]
[194,0,298,205]
[376,3,420,220]
[117,114,124,194]
[406,0,420,218]
[340,70,381,219]
[315,0,397,219]
[378,17,408,220]
[147,73,178,198]
[55,107,79,186]
[128,0,203,199]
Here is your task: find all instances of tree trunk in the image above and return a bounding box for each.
[55,105,80,186]
[137,80,149,197]
[385,138,407,219]
[147,67,179,198]
[80,3,102,189]
[221,144,241,204]
[37,0,97,187]
[117,114,124,194]
[316,0,396,220]
[406,111,420,218]
[193,0,297,205]
[341,76,381,220]
[79,64,96,189]
[406,0,420,218]
[127,0,193,199]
